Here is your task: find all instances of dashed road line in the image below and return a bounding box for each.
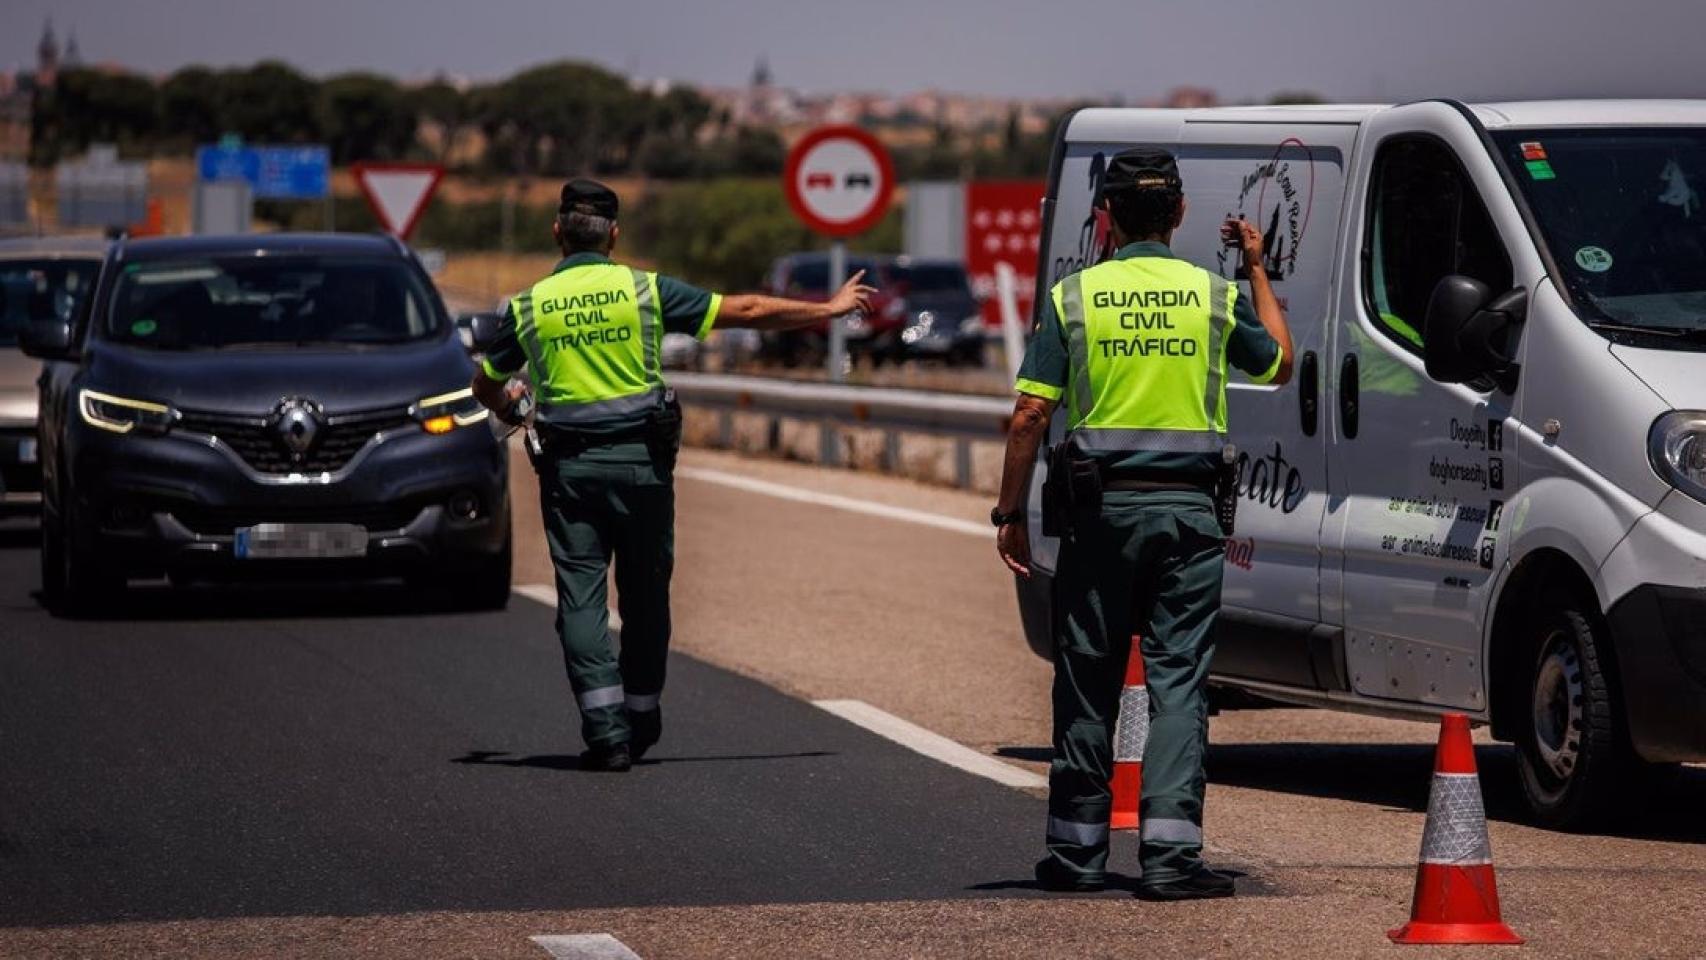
[814,698,1048,790]
[531,933,643,959]
[676,466,989,539]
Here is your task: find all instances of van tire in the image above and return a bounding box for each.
[1514,597,1624,829]
[41,496,122,619]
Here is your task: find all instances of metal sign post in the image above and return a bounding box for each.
[782,125,895,383]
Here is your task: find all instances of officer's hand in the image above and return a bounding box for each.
[1221,218,1264,266]
[826,270,877,317]
[997,521,1032,578]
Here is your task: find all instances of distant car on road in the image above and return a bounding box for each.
[23,233,510,616]
[759,252,897,366]
[881,257,986,366]
[0,236,107,515]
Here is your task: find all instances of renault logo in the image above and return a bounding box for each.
[270,398,322,462]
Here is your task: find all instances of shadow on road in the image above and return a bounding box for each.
[450,749,838,771]
[996,740,1706,844]
[33,581,508,622]
[968,872,1146,895]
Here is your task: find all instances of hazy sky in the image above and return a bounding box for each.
[4,0,1703,103]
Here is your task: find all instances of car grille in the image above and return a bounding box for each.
[161,498,431,536]
[178,405,413,475]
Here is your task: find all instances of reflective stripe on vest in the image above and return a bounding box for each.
[511,265,663,425]
[1054,257,1234,455]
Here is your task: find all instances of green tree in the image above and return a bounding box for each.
[218,61,320,142]
[158,66,225,147]
[1268,91,1327,105]
[475,61,642,176]
[39,68,159,157]
[319,72,415,163]
[407,79,470,164]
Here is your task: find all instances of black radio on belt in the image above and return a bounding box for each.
[1213,444,1239,537]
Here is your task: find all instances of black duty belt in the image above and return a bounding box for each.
[535,422,651,456]
[1101,469,1214,495]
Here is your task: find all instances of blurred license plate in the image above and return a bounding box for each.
[234,523,367,560]
[17,439,35,464]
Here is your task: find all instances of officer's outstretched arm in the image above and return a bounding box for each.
[717,271,876,331]
[994,393,1056,577]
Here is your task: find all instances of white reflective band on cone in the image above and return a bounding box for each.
[625,692,660,712]
[1112,685,1150,763]
[577,686,625,711]
[1047,816,1109,846]
[1419,772,1493,865]
[1140,818,1203,844]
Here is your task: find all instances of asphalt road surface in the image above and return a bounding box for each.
[3,446,1705,958]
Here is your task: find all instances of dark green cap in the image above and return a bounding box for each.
[560,178,619,219]
[1100,147,1182,197]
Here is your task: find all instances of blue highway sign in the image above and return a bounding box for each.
[196,144,329,200]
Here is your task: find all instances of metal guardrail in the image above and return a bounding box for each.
[668,372,1014,488]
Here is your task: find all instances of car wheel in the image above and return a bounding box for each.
[1514,594,1625,829]
[46,496,122,618]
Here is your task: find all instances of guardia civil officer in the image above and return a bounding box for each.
[991,148,1293,900]
[473,179,875,772]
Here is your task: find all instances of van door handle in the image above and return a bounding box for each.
[1299,350,1319,437]
[1339,352,1360,439]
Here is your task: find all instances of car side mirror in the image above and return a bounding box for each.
[460,313,503,355]
[1423,276,1525,394]
[20,317,76,361]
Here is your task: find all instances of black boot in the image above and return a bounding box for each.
[1034,857,1106,892]
[1135,866,1235,901]
[579,742,632,773]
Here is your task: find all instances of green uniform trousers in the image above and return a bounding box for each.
[538,439,673,749]
[1043,491,1225,885]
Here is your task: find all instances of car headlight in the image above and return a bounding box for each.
[412,387,488,435]
[960,314,986,335]
[78,389,176,435]
[1650,411,1706,503]
[843,312,869,335]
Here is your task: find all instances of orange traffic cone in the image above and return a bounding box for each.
[1389,713,1524,945]
[1108,637,1146,831]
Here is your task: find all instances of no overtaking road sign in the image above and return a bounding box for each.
[784,125,894,237]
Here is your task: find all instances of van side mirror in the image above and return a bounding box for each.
[1423,276,1525,394]
[459,312,503,355]
[19,318,76,361]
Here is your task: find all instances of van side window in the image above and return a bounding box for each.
[1365,138,1512,352]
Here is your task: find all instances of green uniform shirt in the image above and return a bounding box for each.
[1016,241,1281,478]
[481,252,722,433]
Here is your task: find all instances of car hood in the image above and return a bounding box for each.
[85,339,473,415]
[1611,344,1706,411]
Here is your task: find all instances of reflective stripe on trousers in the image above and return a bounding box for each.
[1047,815,1109,847]
[577,685,625,711]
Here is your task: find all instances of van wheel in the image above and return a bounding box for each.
[1514,597,1624,829]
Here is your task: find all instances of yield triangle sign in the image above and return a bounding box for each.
[352,163,443,241]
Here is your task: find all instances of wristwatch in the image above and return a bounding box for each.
[990,507,1024,528]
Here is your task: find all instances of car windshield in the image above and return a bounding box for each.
[890,264,970,294]
[0,258,100,347]
[1495,128,1706,336]
[106,255,441,349]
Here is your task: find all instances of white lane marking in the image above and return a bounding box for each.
[531,933,642,960]
[512,585,623,629]
[814,698,1048,790]
[676,466,988,539]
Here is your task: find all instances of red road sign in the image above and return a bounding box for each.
[783,126,894,237]
[352,163,443,241]
[965,180,1045,328]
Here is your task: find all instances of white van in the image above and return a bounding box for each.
[1016,100,1706,827]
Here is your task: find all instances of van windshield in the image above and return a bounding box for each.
[0,258,100,347]
[106,255,442,350]
[1495,128,1706,340]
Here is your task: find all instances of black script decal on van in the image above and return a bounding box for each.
[1235,441,1307,514]
[1218,138,1317,283]
[1050,151,1117,287]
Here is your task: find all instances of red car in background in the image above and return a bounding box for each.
[758,252,903,366]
